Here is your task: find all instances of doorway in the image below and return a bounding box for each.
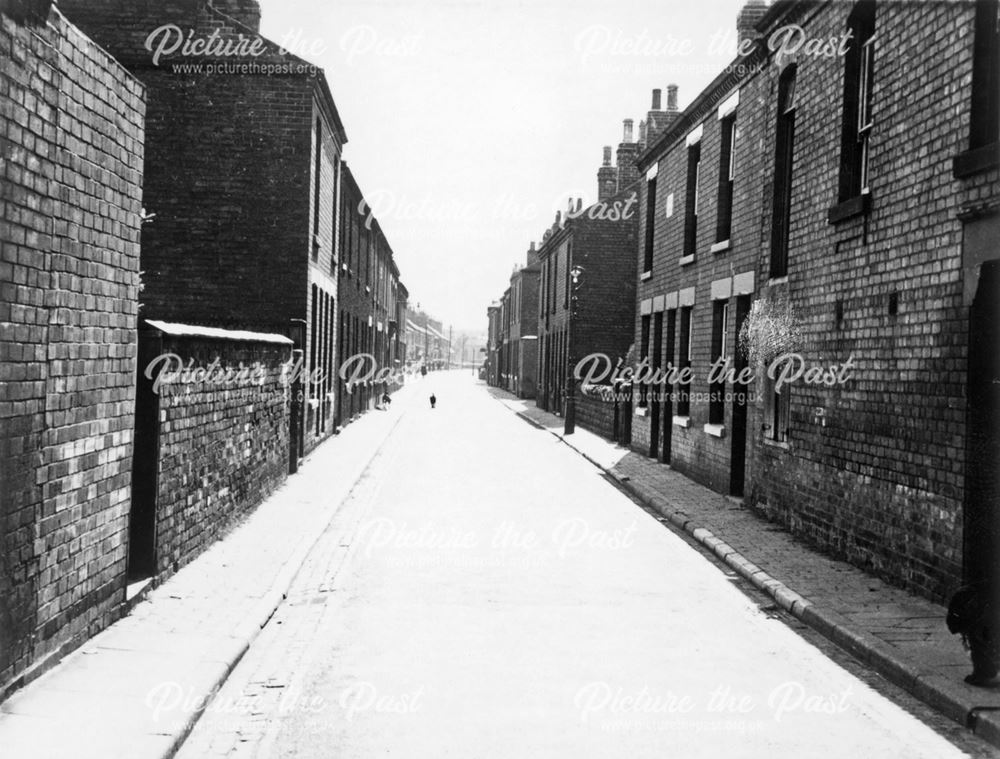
[964,260,1000,591]
[649,312,663,458]
[127,328,160,581]
[729,295,752,497]
[661,310,676,464]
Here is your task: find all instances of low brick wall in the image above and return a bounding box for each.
[136,324,292,578]
[576,389,616,441]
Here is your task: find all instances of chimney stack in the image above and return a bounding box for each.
[651,88,662,110]
[527,241,539,268]
[598,146,617,201]
[737,0,768,49]
[616,121,641,191]
[666,84,678,111]
[644,84,681,149]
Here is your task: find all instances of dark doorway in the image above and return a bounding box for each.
[128,328,161,581]
[661,310,677,464]
[729,295,752,497]
[649,312,663,458]
[964,260,1000,593]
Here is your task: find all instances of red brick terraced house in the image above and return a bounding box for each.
[336,162,408,428]
[632,0,999,603]
[535,99,679,439]
[499,246,541,399]
[60,0,348,462]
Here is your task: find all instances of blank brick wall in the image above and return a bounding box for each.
[150,336,290,576]
[0,5,145,688]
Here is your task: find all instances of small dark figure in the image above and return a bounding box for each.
[420,365,428,377]
[947,583,1000,686]
[429,393,436,409]
[382,392,392,407]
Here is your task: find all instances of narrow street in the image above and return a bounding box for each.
[179,373,970,759]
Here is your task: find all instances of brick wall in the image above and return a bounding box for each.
[745,0,996,601]
[631,0,997,602]
[0,3,145,690]
[140,329,291,576]
[576,391,616,440]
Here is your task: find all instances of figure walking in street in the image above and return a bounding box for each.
[429,393,436,409]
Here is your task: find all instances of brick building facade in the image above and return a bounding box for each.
[631,0,999,602]
[485,303,501,386]
[497,250,540,399]
[0,0,145,693]
[336,162,407,427]
[405,308,449,370]
[59,0,348,459]
[535,124,646,436]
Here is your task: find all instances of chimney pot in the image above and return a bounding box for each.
[602,146,612,166]
[667,84,678,111]
[651,88,662,110]
[623,119,634,143]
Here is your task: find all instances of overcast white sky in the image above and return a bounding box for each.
[260,0,747,334]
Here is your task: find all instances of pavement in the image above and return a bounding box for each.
[178,372,983,758]
[490,388,1000,751]
[0,378,420,759]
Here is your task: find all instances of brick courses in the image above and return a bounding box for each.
[140,329,291,577]
[632,0,1000,602]
[59,0,349,458]
[0,2,145,690]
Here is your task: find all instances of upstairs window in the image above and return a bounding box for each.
[716,116,736,243]
[970,0,1000,152]
[312,118,323,257]
[683,144,701,257]
[771,65,797,278]
[643,175,657,272]
[838,0,876,203]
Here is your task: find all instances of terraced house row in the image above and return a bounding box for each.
[487,0,999,605]
[0,0,412,697]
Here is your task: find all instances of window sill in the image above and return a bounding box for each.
[763,437,790,450]
[953,142,999,179]
[679,254,695,267]
[827,193,870,224]
[710,239,730,254]
[640,270,652,281]
[703,423,725,438]
[672,415,691,428]
[768,275,788,286]
[634,406,649,417]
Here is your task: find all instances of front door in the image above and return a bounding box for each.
[964,260,1000,592]
[730,295,752,497]
[650,312,663,458]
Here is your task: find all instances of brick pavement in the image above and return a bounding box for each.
[491,389,1000,750]
[0,380,421,759]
